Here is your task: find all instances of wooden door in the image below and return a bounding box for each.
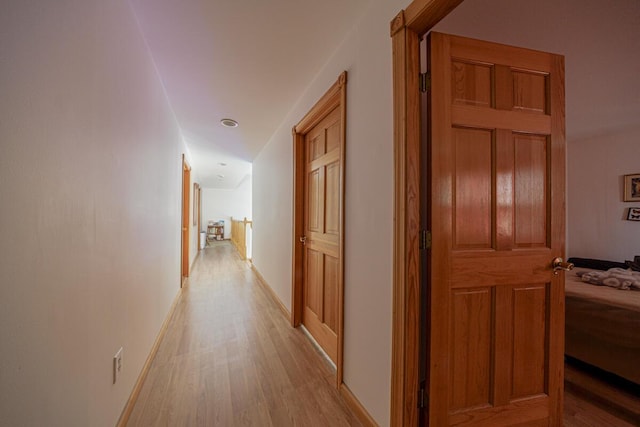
[424,32,566,426]
[302,105,342,365]
[181,155,191,284]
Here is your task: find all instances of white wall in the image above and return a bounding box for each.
[568,128,640,261]
[201,175,252,239]
[434,0,640,263]
[252,0,406,424]
[0,1,195,425]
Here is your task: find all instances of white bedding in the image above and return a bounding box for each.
[564,267,640,312]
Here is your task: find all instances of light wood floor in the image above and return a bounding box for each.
[127,241,637,426]
[127,241,362,426]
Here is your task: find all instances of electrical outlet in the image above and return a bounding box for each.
[113,347,123,384]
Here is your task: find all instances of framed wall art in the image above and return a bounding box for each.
[628,207,640,221]
[624,173,640,202]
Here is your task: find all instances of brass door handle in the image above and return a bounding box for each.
[552,257,574,275]
[299,236,307,244]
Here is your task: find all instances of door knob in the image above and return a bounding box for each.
[299,236,307,244]
[552,257,574,275]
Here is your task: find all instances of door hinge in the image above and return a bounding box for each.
[418,386,428,409]
[419,72,431,93]
[420,230,432,250]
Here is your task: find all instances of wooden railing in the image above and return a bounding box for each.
[231,217,252,260]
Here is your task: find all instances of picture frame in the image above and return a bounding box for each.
[623,173,640,202]
[628,207,640,222]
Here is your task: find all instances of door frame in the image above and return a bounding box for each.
[292,71,347,387]
[181,154,191,286]
[389,1,465,425]
[196,183,202,252]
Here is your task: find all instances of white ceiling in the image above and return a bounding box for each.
[129,0,370,188]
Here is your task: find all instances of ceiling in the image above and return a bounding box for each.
[129,0,370,188]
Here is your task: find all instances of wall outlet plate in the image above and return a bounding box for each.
[113,347,123,384]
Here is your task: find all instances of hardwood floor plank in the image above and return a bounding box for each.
[127,242,361,426]
[564,359,640,427]
[564,390,636,427]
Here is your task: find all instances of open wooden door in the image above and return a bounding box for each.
[423,32,566,426]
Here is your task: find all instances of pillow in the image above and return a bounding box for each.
[578,268,640,290]
[568,257,627,271]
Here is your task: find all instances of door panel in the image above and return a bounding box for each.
[323,254,339,331]
[511,285,547,398]
[449,287,492,411]
[302,106,342,364]
[451,61,492,107]
[305,248,322,316]
[426,32,565,426]
[453,127,493,249]
[325,161,340,236]
[308,169,322,233]
[514,134,548,248]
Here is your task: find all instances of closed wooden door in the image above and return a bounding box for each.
[424,32,566,426]
[302,106,342,364]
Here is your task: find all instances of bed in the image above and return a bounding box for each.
[564,260,640,385]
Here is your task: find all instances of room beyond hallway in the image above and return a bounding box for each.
[126,241,361,426]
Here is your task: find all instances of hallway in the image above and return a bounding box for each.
[126,242,362,426]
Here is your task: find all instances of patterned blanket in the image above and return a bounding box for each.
[577,268,640,290]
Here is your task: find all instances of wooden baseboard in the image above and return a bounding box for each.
[116,289,182,427]
[250,265,291,321]
[340,383,378,427]
[190,251,200,271]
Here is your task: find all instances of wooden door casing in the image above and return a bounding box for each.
[426,32,565,426]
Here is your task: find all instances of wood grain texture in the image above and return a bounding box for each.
[292,71,347,388]
[565,360,640,426]
[292,130,305,327]
[564,390,637,427]
[390,16,422,427]
[302,94,340,366]
[126,242,362,427]
[452,127,493,249]
[427,32,565,426]
[390,22,409,427]
[230,217,252,260]
[404,0,464,33]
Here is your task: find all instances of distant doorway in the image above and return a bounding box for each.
[181,154,191,286]
[195,183,202,252]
